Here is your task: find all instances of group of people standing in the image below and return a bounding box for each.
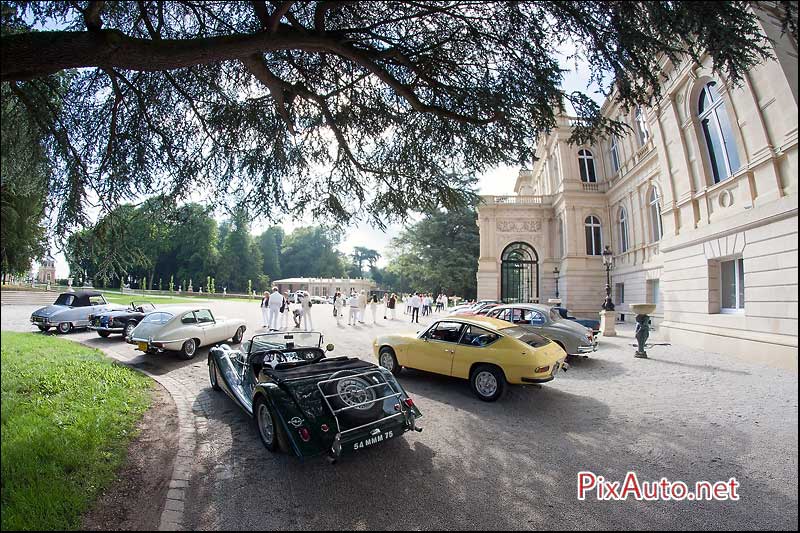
[260,287,313,331]
[405,293,449,323]
[330,290,399,326]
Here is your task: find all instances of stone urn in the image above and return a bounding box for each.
[630,303,657,358]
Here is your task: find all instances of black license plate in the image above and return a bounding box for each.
[349,428,398,453]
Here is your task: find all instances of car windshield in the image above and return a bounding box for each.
[502,327,552,348]
[249,332,323,352]
[54,294,76,306]
[131,302,156,312]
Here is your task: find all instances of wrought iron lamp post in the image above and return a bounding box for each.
[601,246,615,311]
[553,266,560,299]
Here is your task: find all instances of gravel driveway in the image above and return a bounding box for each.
[2,301,797,530]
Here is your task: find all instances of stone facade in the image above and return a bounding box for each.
[36,256,56,284]
[477,9,797,367]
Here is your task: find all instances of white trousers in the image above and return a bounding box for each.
[268,305,281,330]
[281,309,289,329]
[261,307,269,326]
[370,305,377,323]
[349,307,358,324]
[302,309,313,330]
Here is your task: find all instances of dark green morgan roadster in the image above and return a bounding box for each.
[208,332,422,461]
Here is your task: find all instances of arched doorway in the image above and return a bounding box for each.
[501,242,539,303]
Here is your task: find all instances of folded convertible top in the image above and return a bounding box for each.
[269,356,374,381]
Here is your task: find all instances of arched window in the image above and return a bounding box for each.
[610,136,620,174]
[501,242,539,304]
[618,207,630,253]
[698,81,741,183]
[648,187,663,242]
[584,216,603,256]
[578,149,596,183]
[635,106,649,146]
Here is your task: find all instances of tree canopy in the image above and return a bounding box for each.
[2,1,794,243]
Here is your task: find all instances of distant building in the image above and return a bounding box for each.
[36,256,56,284]
[273,277,376,297]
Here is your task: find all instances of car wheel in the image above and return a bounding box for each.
[378,347,402,376]
[97,330,111,338]
[56,322,72,334]
[123,321,137,339]
[208,356,221,391]
[231,326,245,344]
[253,396,285,453]
[179,338,198,360]
[322,370,384,422]
[470,364,506,402]
[37,325,50,332]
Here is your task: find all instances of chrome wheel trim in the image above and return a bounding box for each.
[57,322,70,333]
[184,339,196,356]
[124,322,136,338]
[257,403,274,445]
[379,352,394,371]
[475,371,498,397]
[336,378,375,410]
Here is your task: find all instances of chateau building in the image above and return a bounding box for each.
[273,277,376,297]
[477,9,797,367]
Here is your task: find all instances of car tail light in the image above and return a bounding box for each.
[403,398,414,408]
[298,428,311,442]
[320,424,329,433]
[535,365,550,373]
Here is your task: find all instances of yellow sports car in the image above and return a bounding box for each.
[372,316,567,401]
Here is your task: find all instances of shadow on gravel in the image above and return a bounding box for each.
[641,356,752,375]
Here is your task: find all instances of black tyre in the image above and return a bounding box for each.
[321,370,384,423]
[56,322,72,334]
[97,330,111,338]
[470,364,506,402]
[253,396,289,453]
[231,326,245,344]
[179,338,198,360]
[378,347,402,376]
[37,325,50,332]
[208,356,221,391]
[123,321,137,339]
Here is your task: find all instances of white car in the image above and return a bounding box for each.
[127,306,246,359]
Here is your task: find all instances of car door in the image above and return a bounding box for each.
[193,309,216,346]
[409,321,465,376]
[451,324,502,379]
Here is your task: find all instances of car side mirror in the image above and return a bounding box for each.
[326,343,335,352]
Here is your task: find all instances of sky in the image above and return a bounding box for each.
[42,39,600,279]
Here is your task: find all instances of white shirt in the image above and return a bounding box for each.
[268,292,283,308]
[348,295,359,307]
[410,295,422,308]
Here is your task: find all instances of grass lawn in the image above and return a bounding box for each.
[99,291,258,306]
[1,332,153,531]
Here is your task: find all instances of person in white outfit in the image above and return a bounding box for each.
[368,294,378,324]
[260,290,269,328]
[410,292,422,323]
[267,287,283,331]
[300,292,314,330]
[334,291,345,326]
[357,290,368,324]
[348,292,359,325]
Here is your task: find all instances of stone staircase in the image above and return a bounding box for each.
[1,290,58,306]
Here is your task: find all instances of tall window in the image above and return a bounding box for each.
[698,81,741,183]
[556,217,565,258]
[635,106,649,146]
[647,280,660,305]
[648,187,663,242]
[720,258,745,312]
[578,149,597,183]
[618,207,630,253]
[584,216,603,256]
[501,242,539,304]
[610,136,620,174]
